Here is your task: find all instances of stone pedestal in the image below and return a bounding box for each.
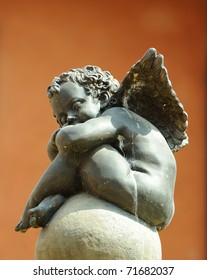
[35,193,162,260]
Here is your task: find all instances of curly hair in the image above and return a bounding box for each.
[47,66,119,107]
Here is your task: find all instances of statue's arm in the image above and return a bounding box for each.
[55,108,124,153]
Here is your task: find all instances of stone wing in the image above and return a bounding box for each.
[116,48,188,152]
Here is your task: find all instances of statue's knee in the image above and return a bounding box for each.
[56,128,70,152]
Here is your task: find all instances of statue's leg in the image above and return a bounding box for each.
[15,151,78,232]
[80,145,175,230]
[80,144,138,215]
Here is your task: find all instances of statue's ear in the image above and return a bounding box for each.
[100,93,110,109]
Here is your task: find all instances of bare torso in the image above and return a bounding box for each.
[104,107,176,182]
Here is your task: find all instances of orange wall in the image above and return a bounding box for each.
[0,0,206,259]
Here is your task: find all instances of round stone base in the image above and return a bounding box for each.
[35,193,162,260]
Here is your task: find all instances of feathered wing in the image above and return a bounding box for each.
[116,48,188,152]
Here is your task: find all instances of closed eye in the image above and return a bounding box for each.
[71,99,84,110]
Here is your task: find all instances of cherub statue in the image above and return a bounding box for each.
[15,48,188,233]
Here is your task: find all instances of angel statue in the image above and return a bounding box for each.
[15,48,188,240]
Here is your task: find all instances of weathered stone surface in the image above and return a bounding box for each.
[35,193,161,260]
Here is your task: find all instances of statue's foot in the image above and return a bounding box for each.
[28,195,66,228]
[15,195,66,231]
[28,205,53,228]
[15,219,30,233]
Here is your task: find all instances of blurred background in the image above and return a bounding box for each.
[0,0,206,259]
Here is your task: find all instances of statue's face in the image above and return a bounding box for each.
[51,81,101,126]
